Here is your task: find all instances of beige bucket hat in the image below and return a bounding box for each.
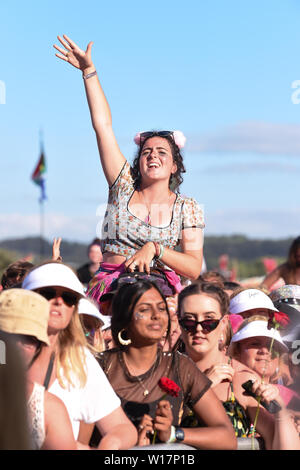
[0,289,50,345]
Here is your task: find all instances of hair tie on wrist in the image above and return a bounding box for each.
[83,70,97,80]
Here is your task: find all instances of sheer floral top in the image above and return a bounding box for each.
[27,382,46,450]
[97,348,211,431]
[100,161,205,269]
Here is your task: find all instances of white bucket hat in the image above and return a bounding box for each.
[22,262,85,298]
[229,289,279,315]
[230,320,288,351]
[78,298,111,330]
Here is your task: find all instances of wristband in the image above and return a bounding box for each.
[158,244,165,260]
[153,242,160,258]
[83,70,97,80]
[166,425,176,444]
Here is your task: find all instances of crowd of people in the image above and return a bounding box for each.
[1,34,299,450]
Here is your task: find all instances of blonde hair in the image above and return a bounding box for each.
[56,305,90,388]
[26,260,90,389]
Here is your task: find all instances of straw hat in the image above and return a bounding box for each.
[0,289,50,345]
[229,289,279,314]
[22,262,85,298]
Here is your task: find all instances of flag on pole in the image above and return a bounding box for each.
[32,148,47,202]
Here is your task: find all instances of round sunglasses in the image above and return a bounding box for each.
[37,287,79,307]
[179,318,221,334]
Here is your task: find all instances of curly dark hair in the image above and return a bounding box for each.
[111,279,171,349]
[131,131,186,192]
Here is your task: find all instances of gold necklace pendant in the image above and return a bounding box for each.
[143,390,149,397]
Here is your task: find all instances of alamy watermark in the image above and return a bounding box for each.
[0,80,6,104]
[0,340,6,364]
[95,200,205,251]
[291,340,300,365]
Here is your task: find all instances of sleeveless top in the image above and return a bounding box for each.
[27,382,46,450]
[97,349,211,433]
[100,161,205,268]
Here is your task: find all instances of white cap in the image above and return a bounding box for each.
[229,289,279,315]
[78,298,111,331]
[22,263,85,298]
[230,320,288,351]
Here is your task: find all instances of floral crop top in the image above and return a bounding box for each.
[100,161,205,262]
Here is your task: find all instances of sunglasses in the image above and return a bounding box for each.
[139,131,174,143]
[110,273,174,297]
[179,318,221,334]
[37,287,79,307]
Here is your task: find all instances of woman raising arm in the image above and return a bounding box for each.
[53,36,204,308]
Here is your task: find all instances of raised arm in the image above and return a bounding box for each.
[260,265,284,290]
[54,35,126,186]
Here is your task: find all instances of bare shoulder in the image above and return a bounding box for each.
[44,390,68,415]
[232,359,259,385]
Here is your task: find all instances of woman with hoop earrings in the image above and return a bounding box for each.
[97,278,236,449]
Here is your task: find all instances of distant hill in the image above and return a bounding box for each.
[0,235,294,273]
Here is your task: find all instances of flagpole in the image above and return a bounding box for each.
[40,196,45,261]
[39,129,44,260]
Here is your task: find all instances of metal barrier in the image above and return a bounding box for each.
[131,437,264,450]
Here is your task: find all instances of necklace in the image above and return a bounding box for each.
[123,351,158,397]
[139,190,173,225]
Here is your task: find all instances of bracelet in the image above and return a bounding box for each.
[158,244,165,260]
[83,70,97,80]
[153,242,165,261]
[166,425,176,444]
[153,242,160,258]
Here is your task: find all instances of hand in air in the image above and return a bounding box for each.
[52,237,62,261]
[53,34,94,72]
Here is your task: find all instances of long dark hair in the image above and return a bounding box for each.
[111,279,171,349]
[287,236,300,270]
[178,281,229,318]
[131,131,186,192]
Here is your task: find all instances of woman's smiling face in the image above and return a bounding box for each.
[139,137,177,184]
[238,336,280,378]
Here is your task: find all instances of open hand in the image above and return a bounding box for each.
[53,35,94,72]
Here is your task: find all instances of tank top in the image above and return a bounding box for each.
[27,382,46,449]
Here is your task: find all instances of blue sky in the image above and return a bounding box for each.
[1,0,300,243]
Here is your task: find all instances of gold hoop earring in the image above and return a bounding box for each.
[118,329,131,346]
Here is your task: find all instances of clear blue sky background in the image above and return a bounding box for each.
[1,0,300,243]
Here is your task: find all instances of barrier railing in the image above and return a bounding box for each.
[131,437,264,450]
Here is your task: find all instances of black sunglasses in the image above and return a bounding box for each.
[179,318,221,334]
[37,287,79,307]
[139,131,174,143]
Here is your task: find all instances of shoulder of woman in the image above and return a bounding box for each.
[175,350,205,372]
